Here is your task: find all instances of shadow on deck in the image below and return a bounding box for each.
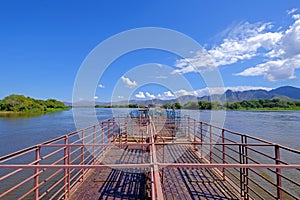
[71,144,239,200]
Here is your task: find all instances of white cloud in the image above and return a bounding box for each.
[287,8,298,15]
[164,91,175,98]
[237,17,300,81]
[173,22,282,74]
[121,76,138,88]
[118,95,124,99]
[174,86,273,97]
[135,92,145,98]
[173,15,300,82]
[237,57,300,81]
[98,84,105,88]
[173,49,215,74]
[145,92,155,99]
[292,14,300,20]
[94,96,99,100]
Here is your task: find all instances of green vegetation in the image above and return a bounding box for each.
[163,99,300,110]
[0,94,69,113]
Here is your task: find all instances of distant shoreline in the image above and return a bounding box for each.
[71,106,300,111]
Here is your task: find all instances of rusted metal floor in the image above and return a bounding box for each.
[71,144,239,200]
[70,145,150,200]
[158,145,239,200]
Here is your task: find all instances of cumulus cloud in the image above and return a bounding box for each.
[164,91,175,98]
[174,22,281,74]
[121,76,138,88]
[237,16,300,81]
[174,86,273,97]
[98,84,105,88]
[145,92,155,99]
[94,96,99,100]
[174,14,300,81]
[287,8,298,15]
[135,92,145,98]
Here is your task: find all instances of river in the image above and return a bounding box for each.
[0,108,299,157]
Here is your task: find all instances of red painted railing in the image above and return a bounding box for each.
[0,114,299,199]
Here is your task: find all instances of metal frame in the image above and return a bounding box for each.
[0,114,300,199]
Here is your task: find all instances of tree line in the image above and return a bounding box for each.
[162,99,300,110]
[0,94,69,113]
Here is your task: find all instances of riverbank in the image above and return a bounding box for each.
[0,94,69,117]
[0,108,69,118]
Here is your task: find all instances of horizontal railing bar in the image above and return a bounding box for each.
[69,169,83,184]
[41,143,150,147]
[246,146,274,160]
[38,170,65,199]
[1,163,300,169]
[40,146,66,160]
[38,142,290,148]
[247,185,265,200]
[41,173,66,199]
[48,182,66,200]
[277,186,299,199]
[247,177,276,199]
[279,172,300,187]
[69,146,82,157]
[0,147,36,163]
[70,153,83,164]
[224,153,240,163]
[223,168,240,180]
[0,158,40,181]
[200,121,300,153]
[0,169,43,198]
[248,168,277,186]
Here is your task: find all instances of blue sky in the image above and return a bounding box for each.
[1,0,300,102]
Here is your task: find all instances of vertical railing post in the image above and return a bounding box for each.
[209,125,212,163]
[81,130,85,181]
[193,119,196,142]
[222,129,226,180]
[239,135,248,199]
[244,136,249,199]
[93,125,96,164]
[239,142,244,198]
[119,125,121,145]
[64,135,69,199]
[200,122,203,157]
[108,119,111,139]
[34,146,40,200]
[125,118,128,144]
[101,122,104,158]
[275,145,282,200]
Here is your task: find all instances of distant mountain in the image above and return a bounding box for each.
[65,86,300,106]
[269,86,300,100]
[198,86,300,103]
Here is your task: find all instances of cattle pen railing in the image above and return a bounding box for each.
[0,113,300,199]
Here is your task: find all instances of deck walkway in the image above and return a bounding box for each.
[70,118,239,200]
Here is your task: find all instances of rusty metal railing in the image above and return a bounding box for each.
[0,118,122,199]
[0,114,300,199]
[180,117,300,199]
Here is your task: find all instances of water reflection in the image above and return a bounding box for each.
[0,112,44,119]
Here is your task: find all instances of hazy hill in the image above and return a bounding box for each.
[68,86,300,106]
